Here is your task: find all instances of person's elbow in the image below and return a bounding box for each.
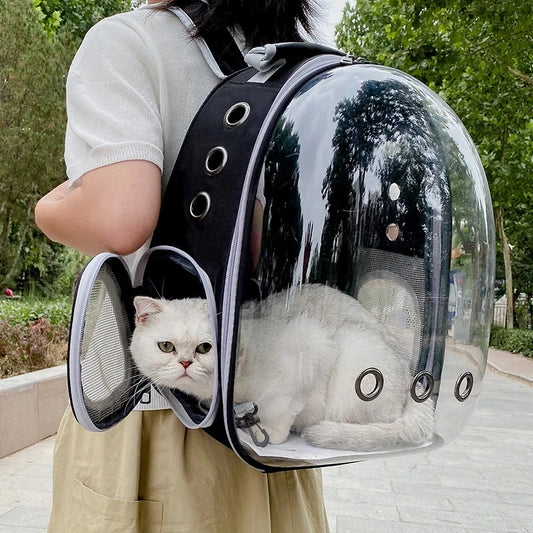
[100,211,158,256]
[85,161,162,256]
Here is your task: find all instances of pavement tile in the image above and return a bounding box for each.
[336,516,469,533]
[389,481,503,504]
[0,463,26,477]
[324,499,400,522]
[0,506,50,529]
[328,461,390,479]
[450,500,533,524]
[426,449,499,468]
[0,525,46,533]
[322,470,393,493]
[465,530,523,533]
[436,469,532,493]
[0,490,52,509]
[397,505,527,532]
[3,443,53,465]
[435,463,517,484]
[333,487,456,511]
[499,492,533,507]
[0,475,52,493]
[15,463,53,479]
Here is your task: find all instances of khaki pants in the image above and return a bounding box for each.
[48,408,330,532]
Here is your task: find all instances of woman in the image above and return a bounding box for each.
[35,1,330,531]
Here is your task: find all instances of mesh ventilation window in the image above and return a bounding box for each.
[70,257,144,431]
[80,276,135,424]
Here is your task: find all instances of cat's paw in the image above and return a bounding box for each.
[261,425,290,445]
[301,421,338,448]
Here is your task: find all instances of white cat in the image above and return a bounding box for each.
[130,284,434,452]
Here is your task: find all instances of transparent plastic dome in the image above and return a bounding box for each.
[231,63,495,468]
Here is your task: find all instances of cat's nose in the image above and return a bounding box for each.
[180,360,192,369]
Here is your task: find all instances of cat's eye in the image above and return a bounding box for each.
[196,342,212,355]
[157,341,175,353]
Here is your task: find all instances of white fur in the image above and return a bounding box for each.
[130,297,214,401]
[130,285,434,451]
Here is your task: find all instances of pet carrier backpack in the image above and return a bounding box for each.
[68,1,495,472]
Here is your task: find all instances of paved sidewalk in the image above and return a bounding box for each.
[487,348,533,385]
[0,351,532,532]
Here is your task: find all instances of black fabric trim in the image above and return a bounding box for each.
[176,0,247,75]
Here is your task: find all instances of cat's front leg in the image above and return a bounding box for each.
[259,412,295,445]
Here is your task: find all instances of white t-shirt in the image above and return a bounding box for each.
[65,7,222,409]
[65,7,219,190]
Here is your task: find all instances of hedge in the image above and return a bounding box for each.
[0,298,70,377]
[490,327,533,358]
[0,297,71,327]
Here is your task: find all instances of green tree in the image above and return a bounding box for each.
[0,0,71,290]
[34,0,134,40]
[337,0,533,328]
[0,0,133,295]
[259,118,304,295]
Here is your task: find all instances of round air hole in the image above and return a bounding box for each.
[388,183,401,201]
[386,223,400,241]
[189,192,211,220]
[410,371,434,403]
[355,368,384,401]
[455,372,473,402]
[205,147,228,175]
[224,102,251,128]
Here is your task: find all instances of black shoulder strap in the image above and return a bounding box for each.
[169,0,247,78]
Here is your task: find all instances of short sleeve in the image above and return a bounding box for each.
[65,15,164,185]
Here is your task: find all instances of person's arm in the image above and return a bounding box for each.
[35,160,161,256]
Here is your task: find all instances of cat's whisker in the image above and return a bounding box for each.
[121,378,151,411]
[144,276,163,299]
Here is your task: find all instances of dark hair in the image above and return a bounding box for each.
[161,0,316,47]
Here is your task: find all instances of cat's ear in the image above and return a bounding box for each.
[133,296,163,325]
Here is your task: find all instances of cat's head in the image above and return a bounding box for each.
[130,296,216,400]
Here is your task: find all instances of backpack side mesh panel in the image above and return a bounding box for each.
[69,256,144,431]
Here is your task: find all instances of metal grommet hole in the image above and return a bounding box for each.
[224,102,250,128]
[355,368,384,401]
[455,372,473,402]
[189,192,211,220]
[388,183,401,201]
[410,371,434,403]
[386,223,400,241]
[205,147,228,175]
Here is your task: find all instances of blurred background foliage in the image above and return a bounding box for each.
[0,0,135,374]
[0,0,134,298]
